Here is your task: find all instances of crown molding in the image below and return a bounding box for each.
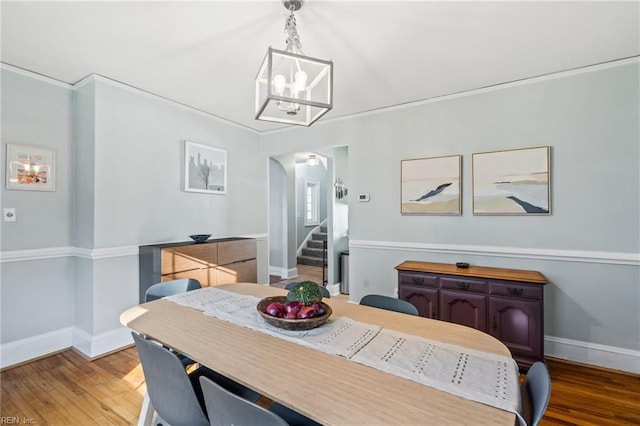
[261,56,640,136]
[0,62,72,89]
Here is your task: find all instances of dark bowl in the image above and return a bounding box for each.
[257,296,332,331]
[189,234,211,243]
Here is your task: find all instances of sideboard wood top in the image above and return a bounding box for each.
[395,261,547,284]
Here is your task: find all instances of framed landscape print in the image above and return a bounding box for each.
[184,141,227,194]
[472,146,550,215]
[5,144,56,191]
[401,155,461,215]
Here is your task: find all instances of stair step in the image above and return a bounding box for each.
[297,256,326,267]
[311,232,327,241]
[307,240,325,249]
[320,226,327,233]
[302,247,326,258]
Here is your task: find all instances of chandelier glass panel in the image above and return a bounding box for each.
[255,0,333,126]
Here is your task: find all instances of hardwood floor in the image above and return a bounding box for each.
[269,264,325,289]
[541,360,640,425]
[2,347,638,425]
[1,348,145,425]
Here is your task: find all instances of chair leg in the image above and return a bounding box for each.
[138,391,155,426]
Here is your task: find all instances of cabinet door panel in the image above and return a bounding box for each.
[489,297,542,360]
[440,290,487,331]
[162,243,218,273]
[216,259,257,284]
[218,240,257,265]
[399,285,438,319]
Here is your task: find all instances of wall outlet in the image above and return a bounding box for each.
[3,208,16,222]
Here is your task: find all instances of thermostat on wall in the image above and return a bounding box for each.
[358,193,370,202]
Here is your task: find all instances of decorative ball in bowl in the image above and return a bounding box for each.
[189,234,211,243]
[257,296,332,331]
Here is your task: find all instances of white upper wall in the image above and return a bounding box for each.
[89,77,265,247]
[261,61,640,254]
[1,68,73,250]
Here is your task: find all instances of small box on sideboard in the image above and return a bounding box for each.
[395,260,547,370]
[139,237,257,303]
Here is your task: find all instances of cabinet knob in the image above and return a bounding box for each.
[431,309,436,319]
[492,316,497,332]
[507,287,524,296]
[412,277,424,285]
[457,282,470,290]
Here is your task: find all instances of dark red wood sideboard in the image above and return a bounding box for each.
[396,260,546,370]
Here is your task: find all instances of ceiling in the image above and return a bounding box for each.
[2,1,638,133]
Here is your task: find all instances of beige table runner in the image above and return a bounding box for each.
[166,287,380,358]
[165,287,520,413]
[350,327,521,413]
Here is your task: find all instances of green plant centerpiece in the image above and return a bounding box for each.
[286,281,323,305]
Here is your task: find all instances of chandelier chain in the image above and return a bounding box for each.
[284,7,304,55]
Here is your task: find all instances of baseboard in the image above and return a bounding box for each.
[327,283,340,296]
[545,335,640,374]
[72,326,133,358]
[269,266,299,279]
[0,326,136,369]
[0,327,72,369]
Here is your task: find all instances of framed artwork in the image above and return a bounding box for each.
[184,141,227,194]
[401,155,462,215]
[5,144,56,191]
[472,146,550,215]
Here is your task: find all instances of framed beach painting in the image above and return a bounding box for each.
[472,146,550,215]
[5,144,56,191]
[184,141,227,194]
[401,155,461,215]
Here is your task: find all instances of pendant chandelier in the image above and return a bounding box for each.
[255,0,333,126]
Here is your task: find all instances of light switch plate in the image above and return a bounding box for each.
[3,208,16,222]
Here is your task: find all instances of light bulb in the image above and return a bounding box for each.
[272,74,286,96]
[294,70,307,93]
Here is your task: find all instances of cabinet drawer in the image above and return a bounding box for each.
[490,282,543,300]
[398,272,439,288]
[440,277,487,293]
[162,268,217,287]
[218,239,256,265]
[162,243,218,272]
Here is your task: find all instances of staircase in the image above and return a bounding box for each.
[297,227,327,267]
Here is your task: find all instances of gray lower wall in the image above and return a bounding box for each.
[260,62,640,356]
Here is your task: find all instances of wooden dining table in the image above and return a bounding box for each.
[120,283,516,425]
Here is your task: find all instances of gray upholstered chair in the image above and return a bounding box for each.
[359,294,419,316]
[516,361,552,426]
[200,376,322,426]
[145,278,202,368]
[145,278,202,302]
[199,376,288,426]
[132,332,260,426]
[284,282,331,298]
